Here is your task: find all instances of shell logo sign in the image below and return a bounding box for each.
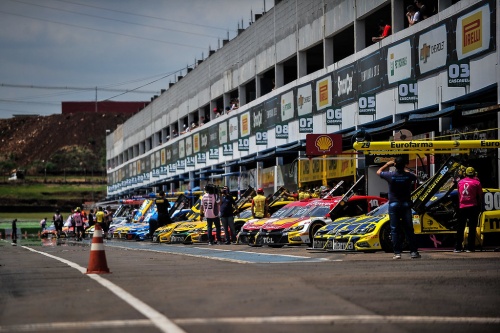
[306,134,342,156]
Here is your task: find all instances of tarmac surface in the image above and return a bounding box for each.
[1,237,500,333]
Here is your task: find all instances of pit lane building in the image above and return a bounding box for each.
[106,0,500,199]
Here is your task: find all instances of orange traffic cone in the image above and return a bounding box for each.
[86,223,111,274]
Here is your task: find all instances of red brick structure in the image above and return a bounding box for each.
[62,101,147,115]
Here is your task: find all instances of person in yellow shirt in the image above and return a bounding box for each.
[251,188,268,219]
[95,206,105,225]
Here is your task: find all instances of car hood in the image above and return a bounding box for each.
[242,218,273,231]
[261,217,308,230]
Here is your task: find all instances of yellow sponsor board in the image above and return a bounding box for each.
[462,11,482,54]
[300,156,355,183]
[353,140,500,151]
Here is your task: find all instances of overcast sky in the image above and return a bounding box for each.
[0,0,271,119]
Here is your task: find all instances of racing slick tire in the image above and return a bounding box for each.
[308,222,326,247]
[380,222,408,253]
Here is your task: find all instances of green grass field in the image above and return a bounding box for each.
[0,182,106,200]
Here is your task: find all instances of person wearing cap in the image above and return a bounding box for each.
[152,190,172,237]
[377,156,420,259]
[455,166,482,253]
[53,209,64,239]
[95,206,105,227]
[251,188,268,219]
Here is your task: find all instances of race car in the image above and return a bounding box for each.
[314,157,500,252]
[237,199,313,244]
[254,194,386,247]
[313,187,500,252]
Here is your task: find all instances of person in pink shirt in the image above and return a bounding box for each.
[455,167,482,253]
[200,184,221,245]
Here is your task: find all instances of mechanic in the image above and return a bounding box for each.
[200,184,221,245]
[219,186,237,244]
[53,209,64,239]
[153,191,172,236]
[377,156,420,259]
[251,188,268,219]
[454,167,482,253]
[95,206,105,231]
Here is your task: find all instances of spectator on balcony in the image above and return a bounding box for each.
[414,0,430,20]
[372,19,391,43]
[406,5,420,26]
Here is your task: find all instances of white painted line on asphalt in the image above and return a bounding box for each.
[20,246,187,333]
[2,314,499,332]
[173,314,500,325]
[0,319,152,332]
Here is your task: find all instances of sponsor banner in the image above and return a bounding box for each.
[357,50,384,94]
[218,121,228,145]
[239,111,251,138]
[398,80,418,103]
[251,103,265,133]
[297,83,314,133]
[185,135,193,157]
[136,160,141,175]
[299,159,323,183]
[178,139,185,159]
[208,123,219,152]
[155,151,161,168]
[417,24,447,76]
[228,116,239,142]
[326,157,356,179]
[455,3,491,61]
[276,90,294,139]
[386,39,412,85]
[192,133,200,154]
[171,141,179,163]
[297,84,313,117]
[306,134,343,156]
[264,97,279,130]
[333,64,356,106]
[315,74,332,112]
[261,166,274,188]
[199,127,209,153]
[165,146,173,165]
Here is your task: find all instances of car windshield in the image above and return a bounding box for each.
[367,202,388,216]
[238,209,253,219]
[290,205,316,218]
[271,205,301,218]
[307,205,331,217]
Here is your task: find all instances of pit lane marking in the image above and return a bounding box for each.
[2,314,499,331]
[19,245,186,333]
[107,243,337,264]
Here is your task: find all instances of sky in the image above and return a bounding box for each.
[0,0,271,119]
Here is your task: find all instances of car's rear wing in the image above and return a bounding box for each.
[328,175,365,220]
[169,194,187,218]
[234,186,256,214]
[411,156,462,214]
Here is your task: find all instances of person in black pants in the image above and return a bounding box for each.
[151,191,172,237]
[377,156,420,259]
[220,186,237,244]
